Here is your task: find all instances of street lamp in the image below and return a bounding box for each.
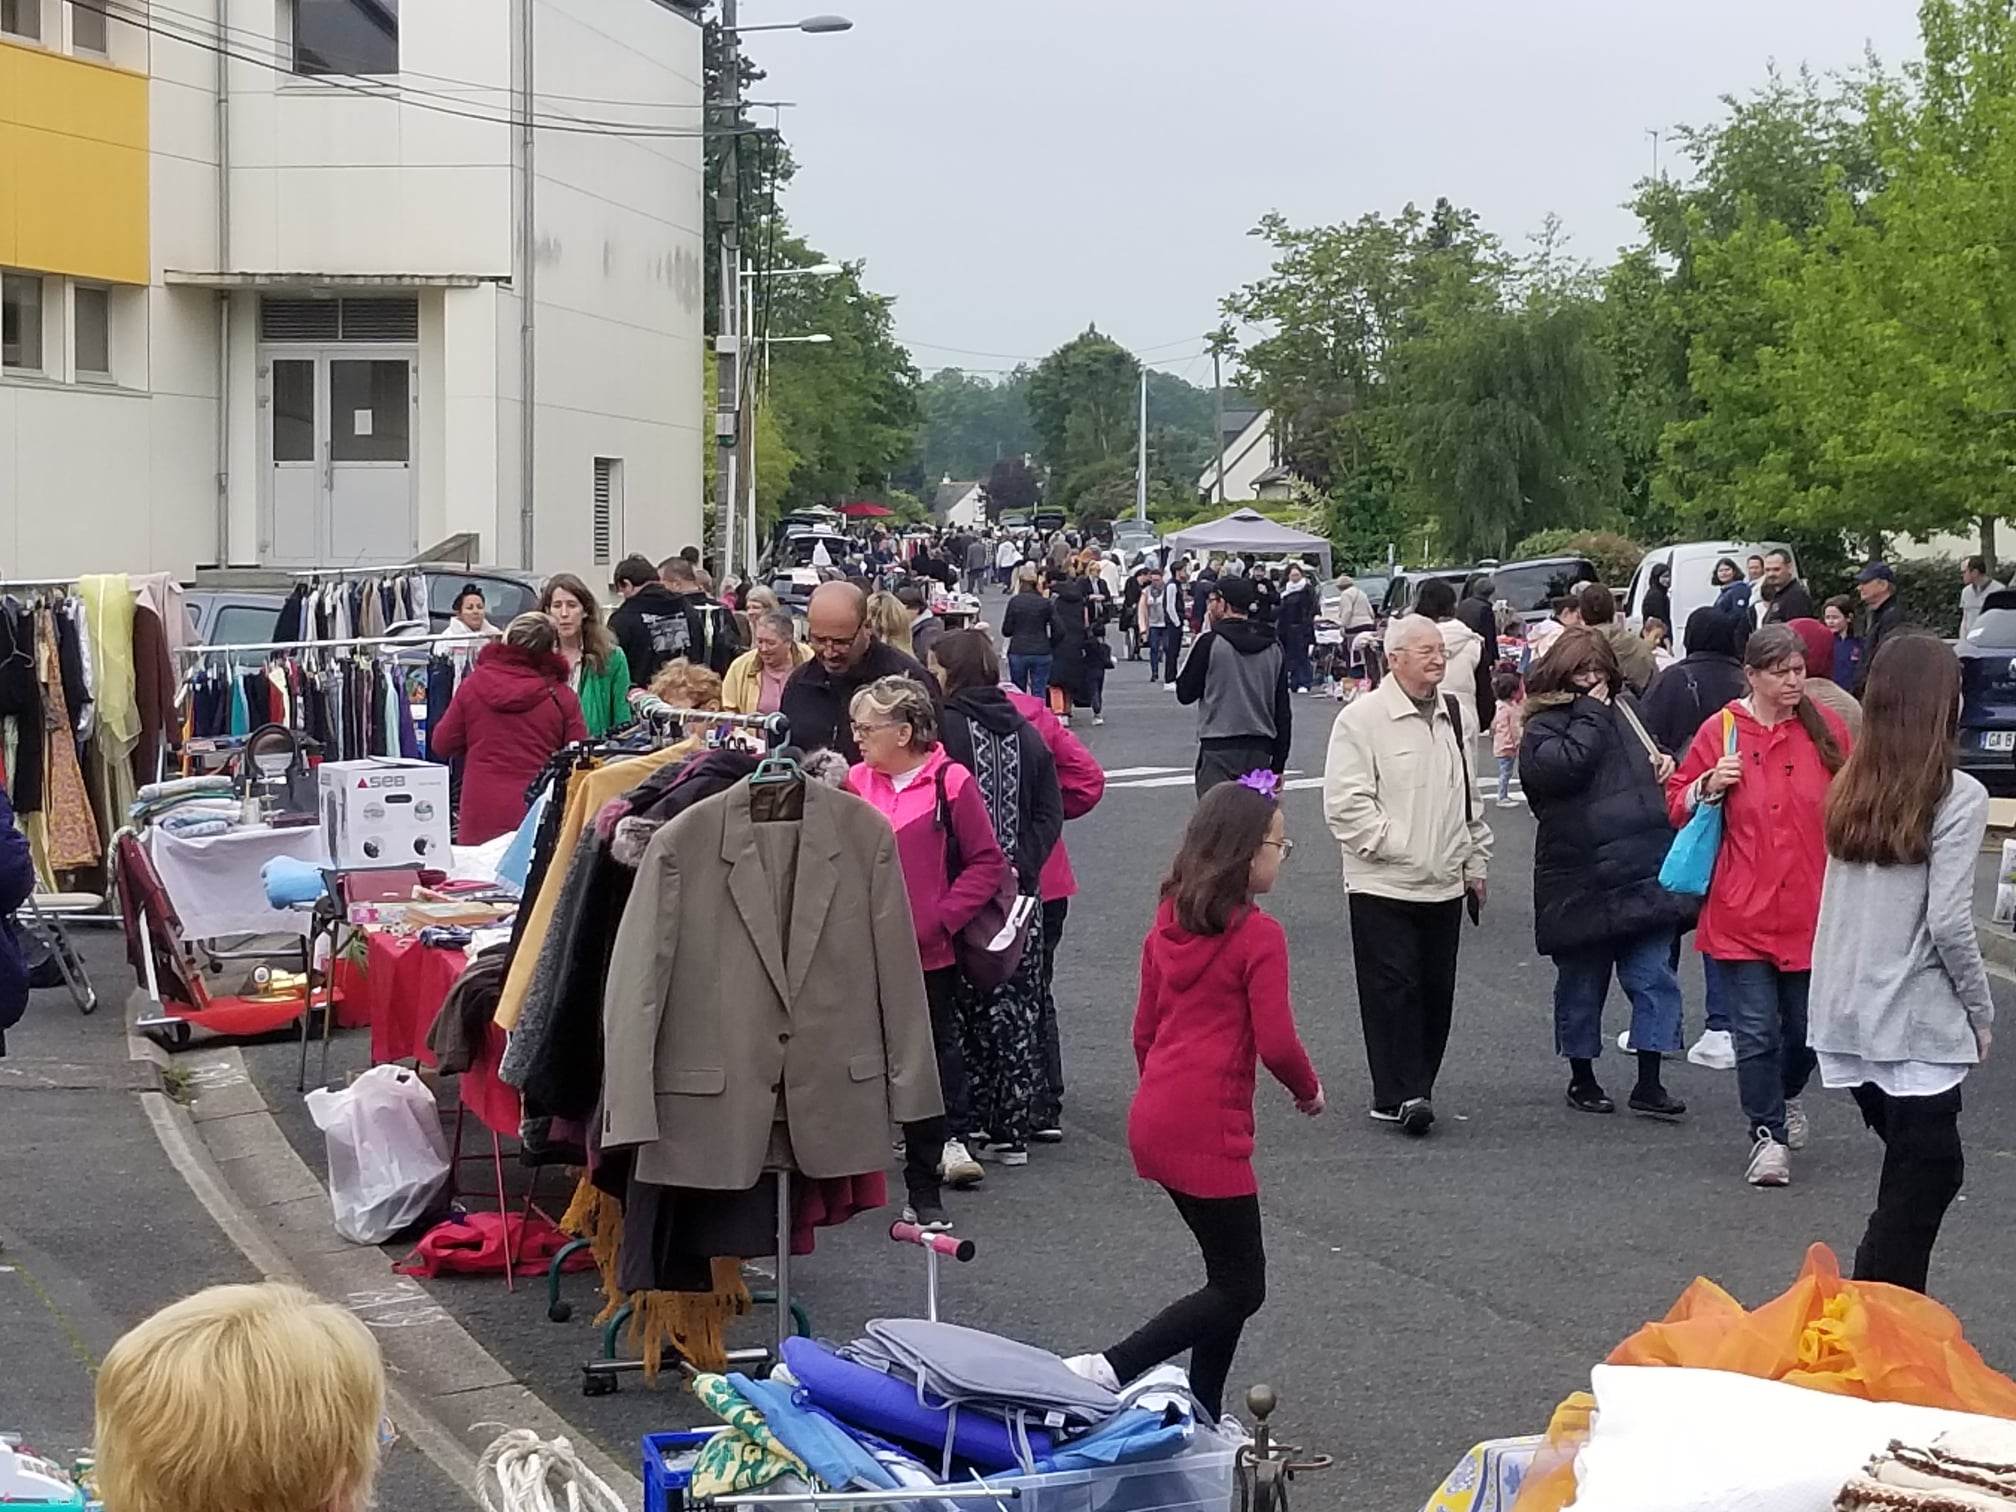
[725,14,854,33]
[762,334,832,344]
[741,263,844,280]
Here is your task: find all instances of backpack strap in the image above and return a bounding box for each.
[1443,694,1474,826]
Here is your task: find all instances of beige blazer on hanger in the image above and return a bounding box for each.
[600,779,943,1189]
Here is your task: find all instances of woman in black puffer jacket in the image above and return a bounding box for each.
[1519,628,1692,1121]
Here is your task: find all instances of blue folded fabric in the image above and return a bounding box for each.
[262,854,328,909]
[1033,1407,1190,1473]
[730,1372,898,1493]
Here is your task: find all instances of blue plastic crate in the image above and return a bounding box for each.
[642,1430,722,1512]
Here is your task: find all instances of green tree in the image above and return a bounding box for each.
[914,367,1034,483]
[980,456,1042,520]
[1026,328,1142,481]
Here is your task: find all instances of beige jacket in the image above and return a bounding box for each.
[1323,677,1493,903]
[601,780,943,1189]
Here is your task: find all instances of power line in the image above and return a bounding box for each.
[135,0,735,110]
[904,334,1221,364]
[98,0,747,140]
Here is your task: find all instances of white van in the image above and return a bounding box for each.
[1624,540,1795,638]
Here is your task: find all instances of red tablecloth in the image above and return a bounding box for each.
[364,932,520,1137]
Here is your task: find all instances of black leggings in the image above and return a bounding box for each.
[1103,1190,1264,1420]
[1851,1082,1965,1295]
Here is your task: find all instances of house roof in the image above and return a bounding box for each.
[1195,408,1278,494]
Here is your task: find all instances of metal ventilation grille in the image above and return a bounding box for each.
[259,299,340,341]
[338,298,419,341]
[592,459,615,565]
[258,297,419,342]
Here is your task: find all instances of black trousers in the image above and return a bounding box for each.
[1035,898,1068,1125]
[1103,1190,1264,1421]
[924,966,971,1138]
[1195,738,1277,798]
[1850,1082,1965,1295]
[1348,893,1464,1109]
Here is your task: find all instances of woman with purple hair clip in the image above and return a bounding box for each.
[1061,773,1323,1421]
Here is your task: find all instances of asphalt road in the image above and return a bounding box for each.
[30,612,2016,1511]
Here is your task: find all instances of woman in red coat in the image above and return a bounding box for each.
[1065,779,1323,1422]
[429,612,587,844]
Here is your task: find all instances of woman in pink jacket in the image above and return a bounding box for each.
[845,674,1011,1207]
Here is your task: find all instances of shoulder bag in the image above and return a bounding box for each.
[1658,708,1737,897]
[933,763,1028,991]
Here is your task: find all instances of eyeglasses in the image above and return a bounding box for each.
[850,721,900,738]
[1261,837,1295,857]
[809,629,864,651]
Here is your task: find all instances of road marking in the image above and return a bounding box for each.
[346,1282,449,1330]
[1101,766,1186,780]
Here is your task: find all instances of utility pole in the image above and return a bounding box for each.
[1134,367,1148,522]
[712,0,744,581]
[1206,323,1235,507]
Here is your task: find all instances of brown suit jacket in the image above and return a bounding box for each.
[600,779,943,1189]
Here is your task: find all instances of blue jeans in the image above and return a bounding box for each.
[1552,928,1684,1062]
[1705,957,1815,1143]
[1147,626,1178,683]
[1495,754,1515,802]
[1009,653,1052,700]
[1672,936,1732,1033]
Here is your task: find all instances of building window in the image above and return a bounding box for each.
[73,285,110,379]
[1,0,41,41]
[593,459,623,566]
[2,274,44,374]
[293,0,398,76]
[70,0,105,52]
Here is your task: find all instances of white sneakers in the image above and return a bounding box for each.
[939,1139,984,1188]
[1784,1098,1809,1151]
[1687,1029,1736,1070]
[1064,1353,1120,1392]
[1746,1128,1791,1187]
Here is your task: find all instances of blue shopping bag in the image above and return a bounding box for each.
[1659,709,1736,897]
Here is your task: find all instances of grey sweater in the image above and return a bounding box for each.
[1809,772,1995,1068]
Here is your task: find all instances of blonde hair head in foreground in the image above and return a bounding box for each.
[95,1282,385,1512]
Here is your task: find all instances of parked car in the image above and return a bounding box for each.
[1623,540,1794,635]
[1110,519,1160,562]
[1488,556,1600,623]
[1378,567,1475,622]
[184,567,539,647]
[1958,595,2016,795]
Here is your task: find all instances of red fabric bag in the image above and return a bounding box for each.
[394,1211,596,1278]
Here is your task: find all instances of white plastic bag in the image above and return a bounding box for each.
[304,1064,452,1244]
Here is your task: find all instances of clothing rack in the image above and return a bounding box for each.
[175,629,500,659]
[284,561,425,580]
[0,576,84,591]
[628,699,790,744]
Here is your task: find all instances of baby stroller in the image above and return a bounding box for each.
[18,892,96,1013]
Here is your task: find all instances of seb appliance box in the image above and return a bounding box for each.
[318,758,451,867]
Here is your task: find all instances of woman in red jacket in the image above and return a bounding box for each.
[1667,622,1850,1189]
[429,613,587,844]
[1066,780,1323,1422]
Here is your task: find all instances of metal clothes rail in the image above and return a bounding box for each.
[175,629,502,658]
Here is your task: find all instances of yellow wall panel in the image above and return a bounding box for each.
[0,40,148,285]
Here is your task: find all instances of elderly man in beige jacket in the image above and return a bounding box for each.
[1323,613,1493,1137]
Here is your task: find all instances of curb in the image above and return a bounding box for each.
[127,998,643,1509]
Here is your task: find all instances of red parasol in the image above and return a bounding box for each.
[839,501,893,519]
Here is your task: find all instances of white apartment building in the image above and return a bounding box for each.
[0,0,705,582]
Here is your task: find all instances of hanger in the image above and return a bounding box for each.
[747,744,806,822]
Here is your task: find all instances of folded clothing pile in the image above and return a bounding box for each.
[154,800,244,838]
[1840,1425,2016,1512]
[131,776,238,830]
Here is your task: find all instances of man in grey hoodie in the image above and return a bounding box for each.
[1176,574,1293,795]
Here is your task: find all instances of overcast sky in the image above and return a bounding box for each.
[751,0,1923,384]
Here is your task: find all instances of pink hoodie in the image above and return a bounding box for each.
[1002,686,1105,901]
[847,747,1010,972]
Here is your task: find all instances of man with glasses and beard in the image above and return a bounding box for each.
[781,581,940,762]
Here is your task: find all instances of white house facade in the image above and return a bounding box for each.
[0,0,705,583]
[1195,408,1294,504]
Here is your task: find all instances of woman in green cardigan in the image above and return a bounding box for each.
[541,573,632,737]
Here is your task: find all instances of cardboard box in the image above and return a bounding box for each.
[318,759,452,868]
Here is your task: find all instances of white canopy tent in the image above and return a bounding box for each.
[1165,508,1333,578]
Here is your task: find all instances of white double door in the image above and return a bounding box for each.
[264,347,418,567]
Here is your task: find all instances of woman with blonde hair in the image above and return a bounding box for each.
[865,589,915,657]
[541,572,631,737]
[723,608,811,716]
[96,1282,386,1512]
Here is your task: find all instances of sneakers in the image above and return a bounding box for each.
[1616,1030,1635,1054]
[980,1141,1029,1167]
[1687,1029,1736,1071]
[1064,1353,1120,1392]
[1092,716,1105,726]
[1162,682,1177,692]
[1746,1128,1791,1187]
[1495,798,1520,809]
[1031,1127,1065,1145]
[1784,1098,1809,1151]
[1398,1098,1436,1136]
[1368,1106,1402,1124]
[939,1139,984,1188]
[1628,1087,1688,1120]
[901,1198,951,1232]
[1566,1082,1616,1115]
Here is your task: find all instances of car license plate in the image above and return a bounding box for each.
[1983,730,2016,752]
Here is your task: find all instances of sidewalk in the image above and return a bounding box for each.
[0,934,496,1512]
